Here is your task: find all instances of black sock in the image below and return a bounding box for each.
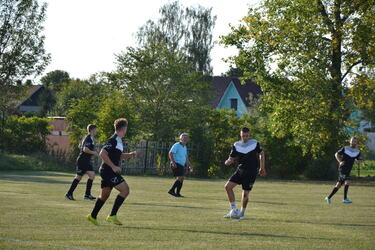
[176,181,183,194]
[91,198,105,219]
[67,178,80,195]
[110,195,125,216]
[344,185,349,200]
[328,187,339,199]
[85,179,93,196]
[169,180,180,192]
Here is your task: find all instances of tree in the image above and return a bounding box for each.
[114,43,211,141]
[221,0,375,158]
[40,70,70,91]
[0,0,50,150]
[0,0,50,85]
[137,1,216,75]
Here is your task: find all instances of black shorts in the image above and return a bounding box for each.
[338,168,351,184]
[229,168,257,191]
[76,160,94,176]
[99,167,125,188]
[171,163,185,177]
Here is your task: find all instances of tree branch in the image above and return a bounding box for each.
[341,60,362,81]
[317,0,335,33]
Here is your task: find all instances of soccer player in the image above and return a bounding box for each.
[224,127,266,219]
[325,137,363,204]
[65,124,98,201]
[167,133,193,197]
[87,118,137,226]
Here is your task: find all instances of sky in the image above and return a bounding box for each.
[41,0,260,80]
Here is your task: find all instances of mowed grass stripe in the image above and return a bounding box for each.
[0,171,374,249]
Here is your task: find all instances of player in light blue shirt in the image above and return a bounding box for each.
[168,133,193,197]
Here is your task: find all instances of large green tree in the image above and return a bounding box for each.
[221,0,375,158]
[40,70,70,91]
[137,1,216,75]
[114,43,211,141]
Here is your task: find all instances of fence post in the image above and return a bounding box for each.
[143,140,149,174]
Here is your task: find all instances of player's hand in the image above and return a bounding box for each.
[339,161,345,167]
[130,151,137,159]
[171,162,177,169]
[113,166,122,174]
[225,159,233,166]
[259,168,267,176]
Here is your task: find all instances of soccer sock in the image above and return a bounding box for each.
[110,195,125,216]
[230,202,236,209]
[176,181,183,194]
[91,198,105,219]
[169,180,180,192]
[344,185,349,200]
[328,187,339,199]
[85,179,93,196]
[240,207,246,215]
[67,178,80,195]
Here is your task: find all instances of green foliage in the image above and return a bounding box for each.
[137,1,216,74]
[0,0,50,85]
[115,43,211,142]
[2,115,50,153]
[220,0,375,176]
[0,152,67,171]
[66,98,99,155]
[95,91,138,142]
[40,70,70,91]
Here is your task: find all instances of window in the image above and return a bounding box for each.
[230,98,238,111]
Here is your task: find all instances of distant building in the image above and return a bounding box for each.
[46,116,71,157]
[16,85,45,113]
[211,77,262,117]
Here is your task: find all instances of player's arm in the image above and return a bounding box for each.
[99,148,121,174]
[335,152,345,166]
[169,151,177,168]
[121,151,137,159]
[186,156,193,172]
[83,147,98,156]
[258,151,266,176]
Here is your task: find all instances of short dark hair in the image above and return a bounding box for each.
[114,118,128,131]
[241,127,250,133]
[87,124,97,132]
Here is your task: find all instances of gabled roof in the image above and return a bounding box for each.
[17,85,45,107]
[210,76,262,108]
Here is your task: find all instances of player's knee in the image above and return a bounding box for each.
[75,175,82,181]
[121,188,129,198]
[225,183,232,191]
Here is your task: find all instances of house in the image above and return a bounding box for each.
[211,76,262,117]
[16,85,45,113]
[46,116,71,159]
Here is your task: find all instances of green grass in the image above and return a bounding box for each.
[0,153,69,172]
[0,171,374,249]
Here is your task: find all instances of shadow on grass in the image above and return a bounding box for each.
[129,202,211,210]
[0,173,73,185]
[253,218,375,228]
[120,225,331,241]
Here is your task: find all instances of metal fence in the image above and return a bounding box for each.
[91,141,195,175]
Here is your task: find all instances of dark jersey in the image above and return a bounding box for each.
[100,134,124,170]
[77,134,95,163]
[337,146,361,172]
[229,139,263,172]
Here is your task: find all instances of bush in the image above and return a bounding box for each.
[2,116,51,153]
[304,157,337,180]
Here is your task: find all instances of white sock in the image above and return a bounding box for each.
[240,207,246,215]
[230,202,236,209]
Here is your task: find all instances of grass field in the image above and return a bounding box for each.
[0,171,374,249]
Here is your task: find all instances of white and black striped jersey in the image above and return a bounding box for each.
[229,139,263,171]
